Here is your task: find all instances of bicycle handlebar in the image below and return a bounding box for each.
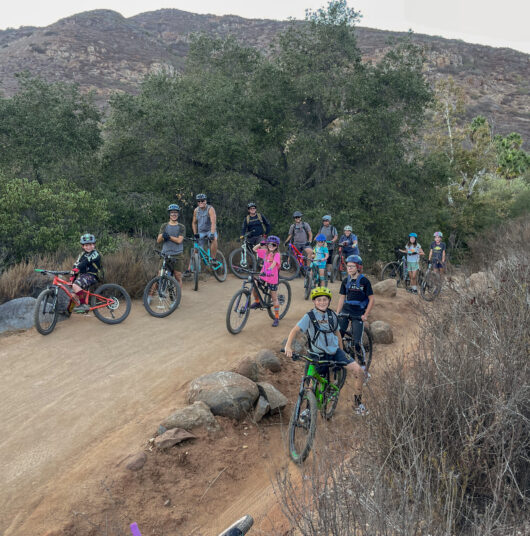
[35,269,71,276]
[281,349,345,367]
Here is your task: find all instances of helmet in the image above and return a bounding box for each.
[311,286,332,301]
[266,235,280,245]
[315,233,327,242]
[434,231,443,237]
[80,233,96,245]
[247,202,257,209]
[344,225,353,232]
[409,232,417,238]
[196,193,207,201]
[322,215,331,222]
[293,211,303,218]
[168,204,180,212]
[346,254,362,265]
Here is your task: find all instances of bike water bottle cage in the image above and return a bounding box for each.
[344,275,369,309]
[307,309,338,348]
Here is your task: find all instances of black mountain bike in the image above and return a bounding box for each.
[339,314,373,371]
[226,270,291,334]
[380,249,410,289]
[419,262,442,302]
[143,251,182,317]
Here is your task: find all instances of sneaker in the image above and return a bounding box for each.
[354,403,369,416]
[182,270,192,278]
[73,304,90,314]
[272,318,279,327]
[250,302,260,309]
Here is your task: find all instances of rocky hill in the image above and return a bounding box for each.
[1,8,528,139]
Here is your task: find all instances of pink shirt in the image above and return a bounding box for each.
[256,249,280,285]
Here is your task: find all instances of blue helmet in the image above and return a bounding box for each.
[346,254,362,265]
[322,215,331,222]
[168,204,180,212]
[409,232,417,238]
[315,233,327,242]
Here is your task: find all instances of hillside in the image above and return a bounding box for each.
[0,8,529,139]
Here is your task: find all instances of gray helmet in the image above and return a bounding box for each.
[167,204,180,212]
[322,215,331,222]
[196,193,207,201]
[80,233,96,245]
[293,211,303,218]
[344,225,353,232]
[247,202,257,209]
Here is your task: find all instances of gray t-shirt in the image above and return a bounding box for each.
[159,222,185,255]
[297,308,339,355]
[405,243,422,263]
[289,222,311,245]
[318,225,338,244]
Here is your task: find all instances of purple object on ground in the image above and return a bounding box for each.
[130,522,142,536]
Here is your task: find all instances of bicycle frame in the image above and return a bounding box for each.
[190,237,223,272]
[296,357,342,410]
[241,273,274,309]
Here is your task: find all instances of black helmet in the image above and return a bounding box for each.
[80,233,96,245]
[167,204,180,212]
[247,202,257,209]
[293,211,303,218]
[196,193,207,201]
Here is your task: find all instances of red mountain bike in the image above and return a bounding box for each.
[34,269,131,335]
[280,242,309,280]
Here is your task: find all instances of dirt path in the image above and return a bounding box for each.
[0,275,419,535]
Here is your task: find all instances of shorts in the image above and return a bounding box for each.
[74,273,98,289]
[326,249,334,262]
[261,282,278,291]
[314,261,326,270]
[165,254,184,273]
[407,260,419,272]
[433,260,445,269]
[311,348,354,374]
[294,243,311,253]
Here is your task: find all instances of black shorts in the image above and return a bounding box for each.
[264,282,278,291]
[311,348,354,374]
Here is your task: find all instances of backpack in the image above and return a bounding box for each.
[289,222,311,242]
[306,309,339,349]
[246,212,266,234]
[319,225,338,239]
[344,274,369,309]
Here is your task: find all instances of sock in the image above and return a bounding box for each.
[274,306,280,319]
[354,394,362,407]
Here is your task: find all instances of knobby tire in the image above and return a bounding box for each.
[192,251,200,291]
[288,389,317,464]
[229,247,257,279]
[279,251,300,281]
[226,289,251,334]
[91,284,131,324]
[143,274,181,318]
[34,288,59,335]
[266,280,291,320]
[211,250,227,282]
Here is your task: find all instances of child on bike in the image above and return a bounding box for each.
[157,204,186,286]
[336,255,374,414]
[251,235,281,327]
[429,231,446,274]
[339,226,359,258]
[399,232,424,294]
[284,287,366,415]
[313,233,329,285]
[71,233,104,313]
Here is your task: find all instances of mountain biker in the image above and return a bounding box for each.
[318,215,338,280]
[192,193,218,259]
[251,235,282,327]
[336,255,374,414]
[241,202,271,246]
[285,211,312,267]
[284,286,366,415]
[338,226,359,259]
[71,233,104,313]
[399,233,424,294]
[157,204,186,287]
[429,231,446,274]
[313,233,329,285]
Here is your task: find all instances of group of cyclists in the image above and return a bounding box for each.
[70,193,447,417]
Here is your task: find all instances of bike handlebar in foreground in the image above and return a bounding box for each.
[281,349,346,368]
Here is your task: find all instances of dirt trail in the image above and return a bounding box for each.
[0,275,419,535]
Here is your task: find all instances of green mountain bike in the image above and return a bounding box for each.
[286,351,347,464]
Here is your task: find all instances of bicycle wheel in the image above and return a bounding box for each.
[211,250,227,282]
[226,289,251,334]
[279,251,300,281]
[229,247,256,279]
[143,275,181,317]
[190,250,200,291]
[362,328,373,371]
[266,280,291,319]
[304,270,312,300]
[419,270,441,301]
[91,284,131,324]
[218,515,254,536]
[34,288,59,335]
[331,255,341,283]
[288,389,317,464]
[381,261,406,287]
[323,367,347,420]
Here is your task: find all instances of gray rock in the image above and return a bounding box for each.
[256,349,281,373]
[125,452,147,471]
[234,356,260,381]
[256,382,288,412]
[281,336,307,355]
[0,297,36,333]
[161,401,220,433]
[188,372,259,420]
[370,320,393,344]
[373,279,397,297]
[154,428,196,449]
[253,396,270,423]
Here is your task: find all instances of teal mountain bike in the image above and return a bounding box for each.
[187,236,227,291]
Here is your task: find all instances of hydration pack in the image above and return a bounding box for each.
[344,274,369,309]
[306,309,339,350]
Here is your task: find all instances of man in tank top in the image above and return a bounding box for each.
[192,193,218,259]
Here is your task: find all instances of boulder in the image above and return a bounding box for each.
[161,401,220,433]
[370,321,393,344]
[256,382,288,412]
[281,335,307,355]
[188,372,259,420]
[372,279,397,297]
[256,349,281,373]
[0,297,37,333]
[125,452,147,471]
[154,428,196,449]
[253,396,270,423]
[234,356,260,381]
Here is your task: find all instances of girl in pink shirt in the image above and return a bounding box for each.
[252,235,281,326]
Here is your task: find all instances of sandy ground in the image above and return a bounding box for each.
[0,274,419,536]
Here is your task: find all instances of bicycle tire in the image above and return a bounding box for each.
[91,284,131,324]
[381,261,406,287]
[226,289,251,334]
[323,367,346,420]
[304,270,312,300]
[419,270,441,302]
[331,254,341,283]
[362,328,373,371]
[211,250,227,282]
[34,288,59,335]
[288,389,317,464]
[143,275,181,317]
[266,280,291,320]
[218,515,254,536]
[279,251,300,281]
[229,247,257,279]
[191,250,200,291]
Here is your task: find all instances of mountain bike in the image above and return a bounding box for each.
[339,314,373,372]
[419,262,442,302]
[331,245,347,283]
[226,270,291,334]
[34,269,131,335]
[380,250,410,289]
[142,251,182,317]
[303,261,320,300]
[229,233,258,279]
[188,236,227,291]
[280,242,310,280]
[286,351,347,463]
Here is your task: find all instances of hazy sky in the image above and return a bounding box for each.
[1,1,529,53]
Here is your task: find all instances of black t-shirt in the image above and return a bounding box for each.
[430,241,446,261]
[339,274,373,315]
[74,250,103,280]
